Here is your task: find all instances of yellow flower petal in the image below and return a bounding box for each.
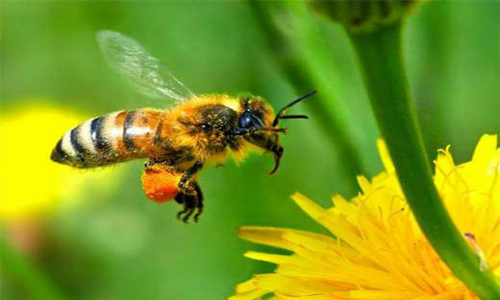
[291,192,328,227]
[231,135,499,299]
[377,138,395,173]
[471,134,497,169]
[238,226,296,250]
[244,251,293,265]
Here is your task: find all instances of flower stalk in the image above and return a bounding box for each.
[347,22,500,298]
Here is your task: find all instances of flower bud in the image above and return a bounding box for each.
[309,0,423,34]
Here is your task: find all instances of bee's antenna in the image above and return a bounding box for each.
[272,90,317,127]
[279,114,309,120]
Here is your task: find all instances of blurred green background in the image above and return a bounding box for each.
[1,1,498,299]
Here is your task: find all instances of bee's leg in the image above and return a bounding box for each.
[175,192,196,223]
[178,161,204,195]
[174,194,184,204]
[174,192,187,217]
[144,158,172,168]
[192,182,204,223]
[174,162,204,223]
[175,182,203,223]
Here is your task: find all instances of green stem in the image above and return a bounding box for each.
[348,23,500,298]
[0,233,66,300]
[249,1,365,195]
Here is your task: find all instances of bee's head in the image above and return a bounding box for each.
[237,90,316,175]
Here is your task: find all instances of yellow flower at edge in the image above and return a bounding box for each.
[0,103,122,221]
[230,134,500,300]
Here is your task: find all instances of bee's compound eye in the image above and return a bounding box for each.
[200,123,211,131]
[239,112,253,128]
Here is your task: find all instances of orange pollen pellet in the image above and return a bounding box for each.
[141,168,181,203]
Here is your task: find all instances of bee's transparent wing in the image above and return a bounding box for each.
[96,30,195,103]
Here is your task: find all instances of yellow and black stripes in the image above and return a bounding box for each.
[90,116,109,152]
[51,109,167,168]
[123,110,138,151]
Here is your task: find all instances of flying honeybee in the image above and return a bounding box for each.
[51,31,316,222]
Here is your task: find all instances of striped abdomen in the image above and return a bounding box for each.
[51,109,168,168]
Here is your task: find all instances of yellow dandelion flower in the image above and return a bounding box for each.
[230,134,500,300]
[0,103,122,221]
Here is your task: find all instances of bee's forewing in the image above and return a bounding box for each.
[96,30,196,103]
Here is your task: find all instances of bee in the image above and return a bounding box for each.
[50,31,316,223]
